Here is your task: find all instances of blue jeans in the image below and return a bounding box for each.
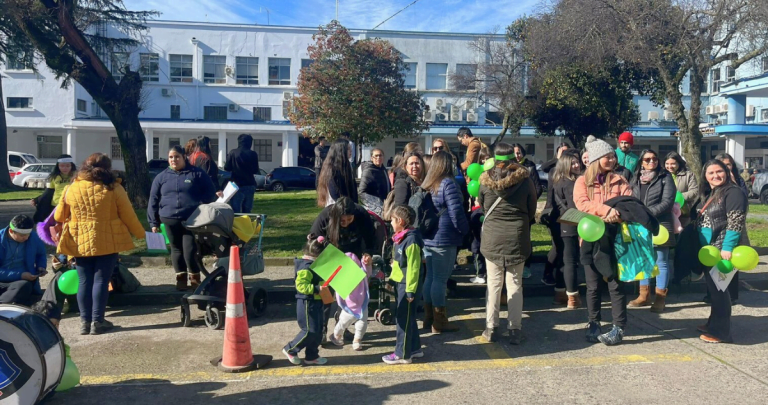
[229,185,255,214]
[422,245,458,307]
[641,247,671,289]
[76,253,118,322]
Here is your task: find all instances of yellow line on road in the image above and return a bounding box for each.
[80,353,696,386]
[454,314,509,360]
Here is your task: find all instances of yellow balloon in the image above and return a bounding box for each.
[652,226,669,245]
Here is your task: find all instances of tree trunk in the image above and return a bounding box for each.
[0,75,14,188]
[491,112,512,148]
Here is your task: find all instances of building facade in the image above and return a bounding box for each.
[3,20,768,172]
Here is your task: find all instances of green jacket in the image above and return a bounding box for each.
[389,229,424,299]
[615,148,639,173]
[294,258,322,300]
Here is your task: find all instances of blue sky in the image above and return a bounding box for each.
[128,0,539,33]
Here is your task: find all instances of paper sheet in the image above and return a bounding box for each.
[309,244,367,299]
[217,181,239,203]
[146,231,168,253]
[709,266,738,292]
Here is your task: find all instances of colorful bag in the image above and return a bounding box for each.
[614,222,659,282]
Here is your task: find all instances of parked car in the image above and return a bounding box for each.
[265,167,317,192]
[147,159,232,188]
[8,151,41,178]
[752,171,768,203]
[536,164,549,195]
[254,168,268,190]
[12,163,56,188]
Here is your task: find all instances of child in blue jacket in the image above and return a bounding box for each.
[0,215,47,305]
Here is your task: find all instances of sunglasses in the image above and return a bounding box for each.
[643,157,658,163]
[433,146,443,151]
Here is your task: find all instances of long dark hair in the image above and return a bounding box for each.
[488,142,525,182]
[317,140,358,207]
[422,151,453,193]
[714,152,740,180]
[326,197,356,247]
[700,159,734,203]
[633,149,662,180]
[49,154,76,182]
[196,136,213,158]
[664,151,687,174]
[78,153,115,189]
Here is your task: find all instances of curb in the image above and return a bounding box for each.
[121,255,295,267]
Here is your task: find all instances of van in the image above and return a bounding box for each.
[8,151,41,176]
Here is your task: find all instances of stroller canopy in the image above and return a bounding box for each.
[184,202,235,237]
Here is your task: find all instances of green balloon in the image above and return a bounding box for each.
[467,163,484,180]
[716,259,734,274]
[58,270,79,296]
[675,191,685,208]
[577,215,605,242]
[483,158,495,171]
[698,245,720,267]
[731,245,759,271]
[467,180,480,197]
[56,357,80,392]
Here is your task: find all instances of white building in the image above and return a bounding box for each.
[3,20,768,171]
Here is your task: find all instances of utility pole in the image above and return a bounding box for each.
[336,0,339,21]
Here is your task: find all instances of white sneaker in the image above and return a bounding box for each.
[352,340,362,351]
[470,276,486,284]
[329,333,344,347]
[283,349,302,365]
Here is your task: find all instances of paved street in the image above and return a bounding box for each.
[49,291,768,404]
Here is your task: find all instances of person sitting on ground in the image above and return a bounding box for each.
[615,132,639,173]
[31,154,76,223]
[0,215,47,305]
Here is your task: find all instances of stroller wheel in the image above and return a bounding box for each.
[180,304,192,327]
[373,309,381,323]
[248,288,268,317]
[205,306,225,330]
[378,308,394,325]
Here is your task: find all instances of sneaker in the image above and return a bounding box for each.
[598,325,624,346]
[470,276,486,284]
[283,349,302,365]
[700,334,730,344]
[691,272,704,282]
[382,353,412,365]
[410,349,424,358]
[352,341,363,351]
[585,321,602,343]
[541,272,556,286]
[481,327,496,343]
[80,319,91,335]
[508,329,524,345]
[304,357,328,365]
[329,334,344,347]
[90,319,114,335]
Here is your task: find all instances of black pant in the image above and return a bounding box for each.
[703,269,732,341]
[161,217,201,275]
[76,253,118,322]
[545,225,564,277]
[584,265,627,329]
[395,283,422,359]
[0,280,34,305]
[285,298,323,361]
[556,236,579,293]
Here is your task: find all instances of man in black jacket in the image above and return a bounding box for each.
[225,134,260,213]
[314,137,329,188]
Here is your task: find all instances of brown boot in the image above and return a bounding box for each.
[553,288,568,305]
[628,285,651,307]
[422,303,434,331]
[431,306,460,333]
[650,288,667,313]
[189,273,202,290]
[567,292,581,309]
[175,273,188,291]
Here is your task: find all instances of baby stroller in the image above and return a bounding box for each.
[366,211,397,325]
[179,202,268,330]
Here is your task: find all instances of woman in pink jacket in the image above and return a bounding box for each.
[574,135,632,346]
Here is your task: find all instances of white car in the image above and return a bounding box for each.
[12,163,56,188]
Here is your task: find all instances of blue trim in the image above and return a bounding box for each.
[715,124,768,135]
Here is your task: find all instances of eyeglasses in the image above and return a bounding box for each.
[643,157,658,163]
[433,147,443,152]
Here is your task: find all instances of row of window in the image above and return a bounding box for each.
[710,57,768,93]
[401,62,477,90]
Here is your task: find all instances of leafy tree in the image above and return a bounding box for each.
[290,21,428,169]
[3,0,157,206]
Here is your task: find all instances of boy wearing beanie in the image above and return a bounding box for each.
[0,215,47,304]
[616,132,639,172]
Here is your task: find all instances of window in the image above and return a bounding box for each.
[253,139,272,162]
[169,138,181,149]
[711,68,721,93]
[525,144,536,157]
[455,64,477,90]
[763,57,768,73]
[426,63,448,90]
[301,59,314,69]
[7,97,32,109]
[170,105,180,120]
[8,155,23,168]
[204,106,228,121]
[268,58,291,85]
[395,141,411,155]
[726,66,735,82]
[111,52,129,82]
[77,99,87,113]
[253,107,272,122]
[204,55,227,84]
[546,143,555,160]
[236,57,259,85]
[139,53,159,82]
[110,137,123,160]
[6,50,32,70]
[210,138,219,161]
[659,144,677,154]
[402,62,417,89]
[170,54,193,83]
[153,137,159,159]
[37,136,63,159]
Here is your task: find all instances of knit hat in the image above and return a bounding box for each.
[618,131,634,146]
[585,135,615,166]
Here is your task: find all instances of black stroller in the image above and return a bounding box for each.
[179,202,268,330]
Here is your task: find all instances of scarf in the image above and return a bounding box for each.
[640,169,658,184]
[392,229,410,244]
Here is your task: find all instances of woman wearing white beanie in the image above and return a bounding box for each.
[574,135,633,346]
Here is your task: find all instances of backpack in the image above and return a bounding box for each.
[408,187,445,240]
[109,262,141,293]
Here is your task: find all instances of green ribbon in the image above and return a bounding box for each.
[494,154,511,161]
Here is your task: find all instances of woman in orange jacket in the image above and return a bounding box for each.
[55,153,145,335]
[574,135,632,346]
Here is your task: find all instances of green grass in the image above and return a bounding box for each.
[0,188,43,201]
[747,217,768,248]
[749,203,768,215]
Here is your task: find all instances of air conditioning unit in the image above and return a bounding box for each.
[437,105,447,113]
[466,111,478,123]
[282,100,293,118]
[647,111,660,121]
[450,105,461,115]
[435,112,448,122]
[465,100,475,110]
[228,103,239,112]
[714,105,722,114]
[706,105,715,115]
[664,110,674,120]
[283,91,294,101]
[161,88,172,97]
[746,105,756,117]
[435,98,445,109]
[450,111,462,121]
[225,66,234,77]
[423,110,435,122]
[762,109,768,122]
[720,103,729,113]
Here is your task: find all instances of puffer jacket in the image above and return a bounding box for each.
[478,164,537,267]
[631,170,676,247]
[148,164,218,228]
[425,177,469,247]
[393,168,420,206]
[55,178,145,257]
[574,173,633,217]
[672,169,698,220]
[358,162,390,202]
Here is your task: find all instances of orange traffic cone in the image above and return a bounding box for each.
[211,245,272,372]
